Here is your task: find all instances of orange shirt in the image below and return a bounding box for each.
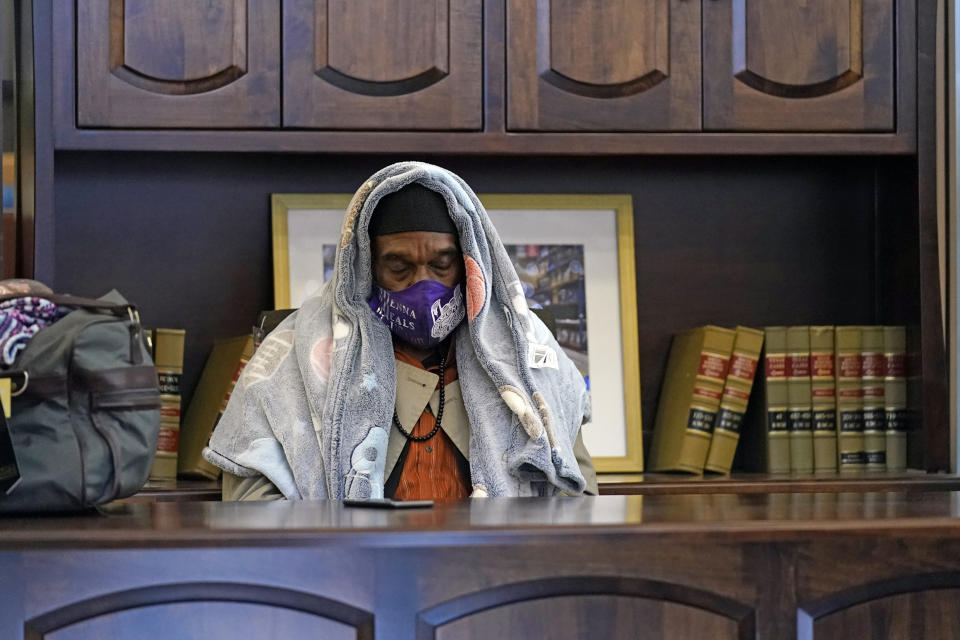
[389,349,471,501]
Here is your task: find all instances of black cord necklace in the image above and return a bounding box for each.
[393,350,446,442]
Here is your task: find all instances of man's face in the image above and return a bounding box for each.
[372,231,464,291]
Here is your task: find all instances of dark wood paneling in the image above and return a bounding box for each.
[24,582,372,640]
[913,0,949,471]
[51,129,918,155]
[8,501,960,639]
[506,0,700,131]
[421,576,753,640]
[703,0,899,131]
[76,0,280,128]
[283,0,482,130]
[799,575,960,640]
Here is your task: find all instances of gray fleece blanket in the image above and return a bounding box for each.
[204,162,589,498]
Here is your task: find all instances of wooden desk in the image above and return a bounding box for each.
[3,493,960,639]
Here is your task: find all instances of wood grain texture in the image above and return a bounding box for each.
[507,0,700,131]
[704,0,898,131]
[283,0,482,129]
[23,582,372,640]
[7,493,960,549]
[914,0,950,471]
[76,0,279,127]
[599,472,960,496]
[6,496,960,639]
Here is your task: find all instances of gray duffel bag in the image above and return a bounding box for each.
[0,291,161,512]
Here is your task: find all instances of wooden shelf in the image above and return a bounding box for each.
[598,471,960,495]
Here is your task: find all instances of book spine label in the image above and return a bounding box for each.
[698,352,731,384]
[686,407,717,434]
[716,384,751,434]
[686,353,728,436]
[715,406,745,434]
[158,371,181,395]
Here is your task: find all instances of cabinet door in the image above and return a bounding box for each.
[283,0,482,130]
[77,0,280,128]
[703,0,895,131]
[506,0,701,132]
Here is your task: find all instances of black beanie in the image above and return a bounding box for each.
[368,183,456,237]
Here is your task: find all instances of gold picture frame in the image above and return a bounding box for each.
[272,193,643,472]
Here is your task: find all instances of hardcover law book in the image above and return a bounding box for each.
[179,335,255,480]
[150,328,186,481]
[786,326,813,474]
[883,326,907,471]
[861,326,887,471]
[835,326,865,472]
[759,327,791,473]
[648,326,736,473]
[809,326,837,473]
[704,326,764,474]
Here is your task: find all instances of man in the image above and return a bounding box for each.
[206,162,597,500]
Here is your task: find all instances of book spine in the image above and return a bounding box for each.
[861,326,886,471]
[676,344,732,472]
[704,327,763,474]
[150,328,186,481]
[884,326,907,471]
[835,326,865,472]
[786,326,813,474]
[763,327,790,474]
[809,326,837,473]
[215,353,251,426]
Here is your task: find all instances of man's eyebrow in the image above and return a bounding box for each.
[432,248,460,259]
[379,251,412,262]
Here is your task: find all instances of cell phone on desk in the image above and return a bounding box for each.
[343,498,434,509]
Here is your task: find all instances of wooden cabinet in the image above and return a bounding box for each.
[507,0,899,133]
[506,0,701,132]
[703,0,896,131]
[70,1,905,135]
[76,0,280,128]
[283,0,483,130]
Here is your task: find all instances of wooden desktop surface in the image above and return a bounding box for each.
[2,492,960,549]
[4,493,960,639]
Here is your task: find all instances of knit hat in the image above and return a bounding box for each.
[368,183,456,237]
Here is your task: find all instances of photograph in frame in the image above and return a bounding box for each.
[272,193,642,472]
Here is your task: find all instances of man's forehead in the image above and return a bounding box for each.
[374,232,459,255]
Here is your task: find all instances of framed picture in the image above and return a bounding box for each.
[272,193,643,472]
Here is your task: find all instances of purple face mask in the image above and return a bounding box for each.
[369,279,465,349]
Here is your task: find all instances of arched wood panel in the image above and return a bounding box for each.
[703,0,896,131]
[283,0,482,130]
[77,0,280,127]
[24,582,373,640]
[417,576,754,640]
[507,0,701,131]
[798,572,960,640]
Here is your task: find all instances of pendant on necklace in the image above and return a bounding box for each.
[425,446,432,453]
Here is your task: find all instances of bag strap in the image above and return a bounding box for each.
[0,293,135,316]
